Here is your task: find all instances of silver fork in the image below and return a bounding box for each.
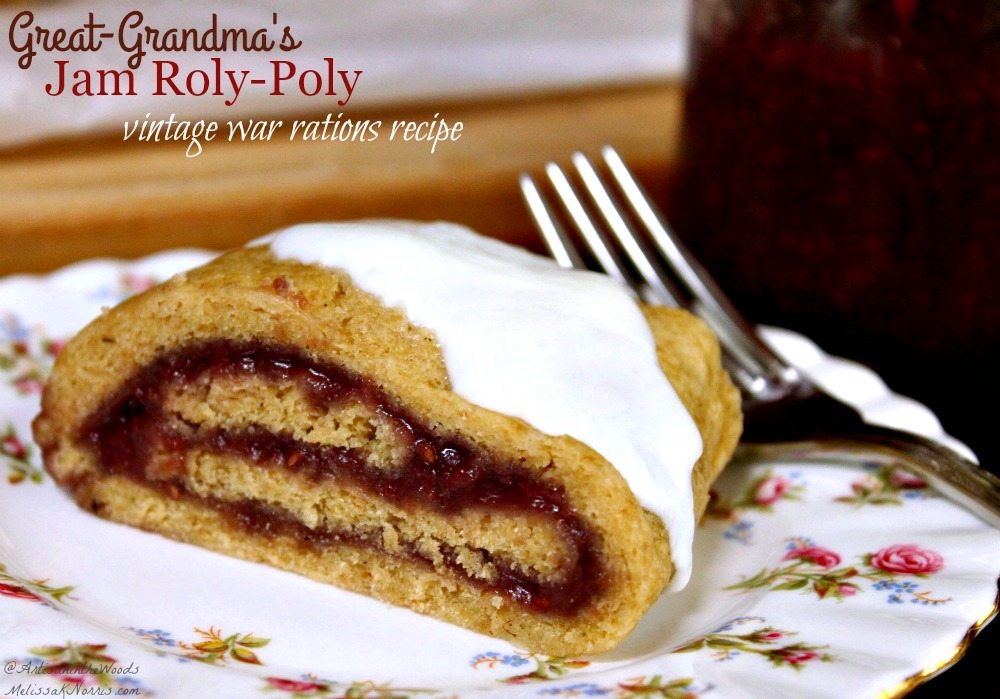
[520,146,1000,529]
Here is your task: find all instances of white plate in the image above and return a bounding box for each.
[0,250,997,699]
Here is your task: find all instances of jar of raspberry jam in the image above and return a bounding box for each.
[669,0,999,388]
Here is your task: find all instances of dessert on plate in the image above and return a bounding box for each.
[33,220,741,655]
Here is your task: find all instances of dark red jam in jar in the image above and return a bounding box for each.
[669,1,1000,370]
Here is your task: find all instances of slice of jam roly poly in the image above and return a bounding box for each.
[79,339,606,615]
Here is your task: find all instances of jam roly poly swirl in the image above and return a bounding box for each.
[80,339,605,615]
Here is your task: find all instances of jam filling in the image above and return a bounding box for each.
[80,339,605,614]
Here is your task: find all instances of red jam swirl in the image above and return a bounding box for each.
[80,340,605,614]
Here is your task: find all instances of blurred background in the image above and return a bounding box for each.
[0,0,687,271]
[0,1,996,694]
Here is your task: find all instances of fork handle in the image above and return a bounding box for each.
[737,426,1000,530]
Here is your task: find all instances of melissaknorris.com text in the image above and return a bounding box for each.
[3,661,141,696]
[7,11,361,106]
[4,685,142,696]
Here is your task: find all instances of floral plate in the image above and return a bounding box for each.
[0,251,997,699]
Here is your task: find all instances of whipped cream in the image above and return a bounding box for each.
[263,220,703,588]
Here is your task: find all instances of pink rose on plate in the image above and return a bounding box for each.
[753,475,791,505]
[838,584,858,597]
[46,666,97,687]
[265,678,329,693]
[13,378,44,395]
[888,468,927,490]
[783,546,841,569]
[0,582,41,601]
[505,677,532,685]
[2,435,26,460]
[871,544,944,575]
[851,476,879,494]
[45,339,67,356]
[777,649,819,664]
[122,273,156,295]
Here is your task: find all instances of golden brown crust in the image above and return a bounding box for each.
[643,305,743,519]
[33,245,741,655]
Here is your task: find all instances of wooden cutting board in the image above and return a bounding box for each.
[0,81,682,276]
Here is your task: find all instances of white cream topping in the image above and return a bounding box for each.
[263,220,704,588]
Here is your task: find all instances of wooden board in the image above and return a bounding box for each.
[0,81,682,275]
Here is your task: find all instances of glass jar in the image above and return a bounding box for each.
[669,0,999,369]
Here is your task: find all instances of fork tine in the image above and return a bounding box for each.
[544,163,632,288]
[600,145,800,389]
[601,146,745,328]
[521,154,1000,528]
[571,152,682,308]
[518,174,586,270]
[521,149,798,399]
